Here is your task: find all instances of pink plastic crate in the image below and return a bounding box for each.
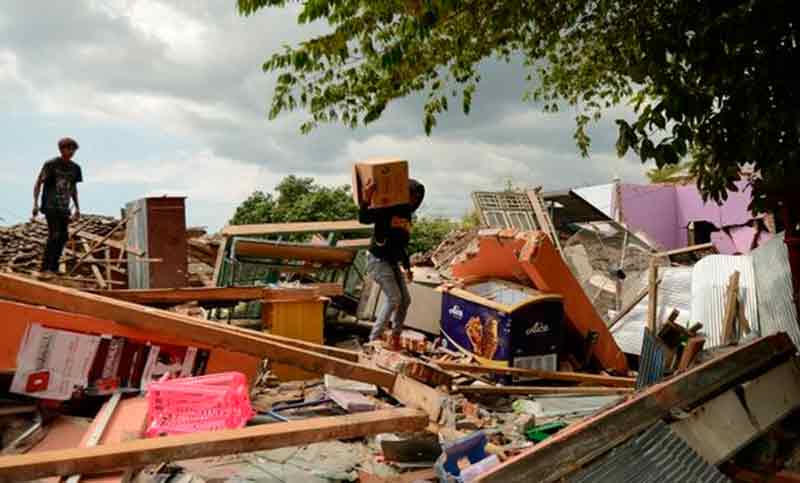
[146,372,255,437]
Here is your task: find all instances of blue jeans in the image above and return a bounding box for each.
[367,253,411,341]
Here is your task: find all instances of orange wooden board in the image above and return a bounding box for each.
[0,300,260,382]
[77,397,149,482]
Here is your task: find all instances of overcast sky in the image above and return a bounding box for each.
[0,1,649,231]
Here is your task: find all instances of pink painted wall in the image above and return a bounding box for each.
[618,180,769,254]
[617,183,679,250]
[675,180,753,229]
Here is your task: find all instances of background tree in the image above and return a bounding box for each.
[408,216,461,255]
[229,175,359,226]
[237,0,798,215]
[646,161,694,184]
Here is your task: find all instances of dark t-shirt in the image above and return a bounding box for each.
[39,157,82,215]
[358,204,413,270]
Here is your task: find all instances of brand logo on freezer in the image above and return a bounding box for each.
[525,321,550,335]
[448,305,464,320]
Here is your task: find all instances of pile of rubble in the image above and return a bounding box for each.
[1,184,799,482]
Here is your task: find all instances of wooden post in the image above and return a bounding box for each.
[647,259,659,332]
[722,271,741,345]
[104,247,112,291]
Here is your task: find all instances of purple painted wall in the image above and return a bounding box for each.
[617,183,679,250]
[675,180,753,229]
[618,180,769,254]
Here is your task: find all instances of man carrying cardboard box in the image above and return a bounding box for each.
[358,176,425,350]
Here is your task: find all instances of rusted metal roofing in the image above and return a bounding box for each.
[691,255,759,349]
[567,422,731,483]
[751,233,800,348]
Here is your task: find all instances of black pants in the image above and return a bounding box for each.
[42,211,70,272]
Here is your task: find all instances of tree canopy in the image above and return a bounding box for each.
[238,0,798,213]
[229,175,359,226]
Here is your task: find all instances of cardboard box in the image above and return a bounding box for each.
[352,158,410,209]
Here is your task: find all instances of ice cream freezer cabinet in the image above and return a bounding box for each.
[439,279,565,371]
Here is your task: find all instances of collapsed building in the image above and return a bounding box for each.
[0,173,799,482]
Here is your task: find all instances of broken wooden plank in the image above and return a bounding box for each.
[234,240,355,265]
[722,271,741,345]
[69,212,136,276]
[671,359,800,465]
[0,273,395,388]
[222,220,372,237]
[336,238,372,249]
[452,385,633,396]
[434,362,635,387]
[90,265,107,289]
[0,408,428,481]
[88,285,343,306]
[477,333,796,483]
[677,336,706,372]
[607,284,652,330]
[391,375,446,422]
[70,231,144,257]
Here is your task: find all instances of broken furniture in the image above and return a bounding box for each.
[213,220,372,321]
[125,197,188,289]
[439,279,564,372]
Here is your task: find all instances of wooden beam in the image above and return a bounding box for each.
[677,336,706,372]
[607,284,651,330]
[477,333,796,483]
[234,240,355,265]
[647,260,659,332]
[89,285,344,306]
[222,220,372,237]
[336,238,372,249]
[391,375,446,421]
[453,385,633,396]
[69,212,136,276]
[0,273,395,388]
[434,362,635,387]
[656,242,716,258]
[91,265,108,289]
[71,230,145,257]
[0,408,427,481]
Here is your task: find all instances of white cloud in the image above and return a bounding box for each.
[0,1,650,230]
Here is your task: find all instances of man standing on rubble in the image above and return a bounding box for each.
[32,137,83,274]
[358,178,426,351]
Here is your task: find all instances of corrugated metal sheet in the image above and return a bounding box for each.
[635,328,668,389]
[574,184,614,218]
[611,267,693,355]
[125,199,148,289]
[751,233,800,348]
[567,422,731,483]
[691,255,759,349]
